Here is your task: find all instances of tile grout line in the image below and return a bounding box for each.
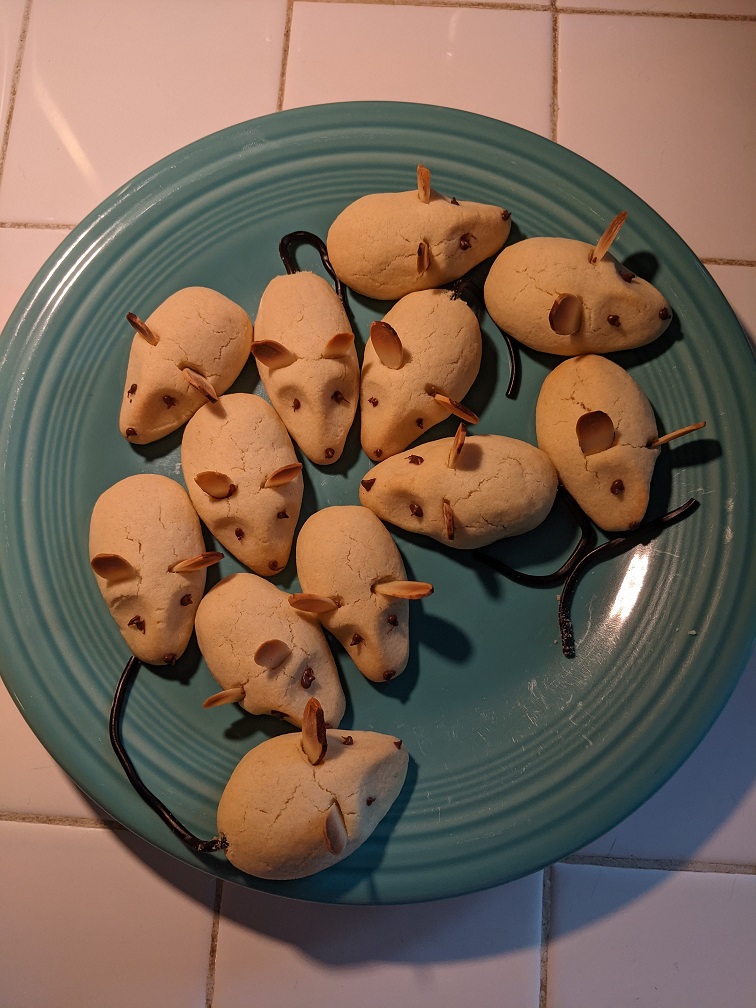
[539,864,553,1008]
[0,0,33,187]
[561,854,756,874]
[550,1,559,143]
[556,6,756,21]
[0,811,122,829]
[0,221,75,230]
[205,878,224,1008]
[277,0,295,113]
[286,0,755,18]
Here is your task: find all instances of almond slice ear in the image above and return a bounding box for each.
[442,499,455,541]
[126,312,159,345]
[548,293,583,335]
[447,423,467,469]
[576,410,615,456]
[417,239,430,275]
[417,164,431,204]
[373,579,434,600]
[263,462,303,488]
[288,593,340,614]
[254,639,291,670]
[182,367,219,403]
[302,697,327,766]
[202,686,245,709]
[591,210,627,264]
[323,800,348,855]
[431,393,479,425]
[250,340,297,371]
[322,331,355,359]
[194,471,237,499]
[370,321,404,369]
[170,550,224,573]
[90,553,136,582]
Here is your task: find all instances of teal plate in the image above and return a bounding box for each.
[1,103,754,904]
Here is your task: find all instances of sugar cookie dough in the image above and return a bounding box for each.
[359,432,558,549]
[119,286,253,444]
[181,393,303,577]
[195,572,345,729]
[89,474,215,665]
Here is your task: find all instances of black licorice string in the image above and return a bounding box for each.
[477,489,595,588]
[278,230,347,309]
[450,281,520,399]
[109,656,226,854]
[557,498,700,659]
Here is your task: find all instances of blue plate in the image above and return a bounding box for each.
[1,103,753,904]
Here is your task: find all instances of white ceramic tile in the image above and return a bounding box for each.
[707,263,756,345]
[0,0,27,133]
[557,14,756,261]
[0,225,69,329]
[0,820,216,1008]
[0,0,287,225]
[578,651,756,865]
[214,875,543,1008]
[0,677,107,819]
[548,864,756,1008]
[557,0,756,13]
[284,3,553,138]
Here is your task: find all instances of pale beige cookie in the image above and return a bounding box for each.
[361,288,482,462]
[119,286,253,445]
[252,271,359,465]
[327,165,510,300]
[535,355,661,531]
[359,431,558,549]
[89,474,218,665]
[293,506,433,684]
[483,229,672,356]
[181,393,303,577]
[195,572,345,729]
[218,699,408,879]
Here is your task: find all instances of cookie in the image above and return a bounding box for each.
[119,286,253,445]
[535,354,661,531]
[361,288,482,462]
[251,270,359,465]
[327,165,510,300]
[359,430,558,549]
[217,698,408,879]
[292,505,433,684]
[181,393,303,577]
[195,572,345,729]
[483,222,672,357]
[89,474,219,664]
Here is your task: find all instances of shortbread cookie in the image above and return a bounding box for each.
[251,271,358,465]
[535,354,660,531]
[89,474,218,664]
[195,572,345,729]
[181,393,303,577]
[327,165,510,300]
[484,223,672,356]
[119,287,253,445]
[293,506,432,684]
[218,698,408,879]
[361,288,482,462]
[359,431,558,549]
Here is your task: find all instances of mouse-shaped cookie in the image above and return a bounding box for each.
[90,474,222,664]
[359,427,558,549]
[218,697,408,879]
[251,232,359,466]
[290,505,433,684]
[483,212,672,356]
[535,354,704,531]
[327,165,510,300]
[361,287,482,462]
[181,393,303,577]
[196,572,345,729]
[119,286,253,444]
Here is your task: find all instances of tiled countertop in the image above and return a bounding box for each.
[1,2,754,1006]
